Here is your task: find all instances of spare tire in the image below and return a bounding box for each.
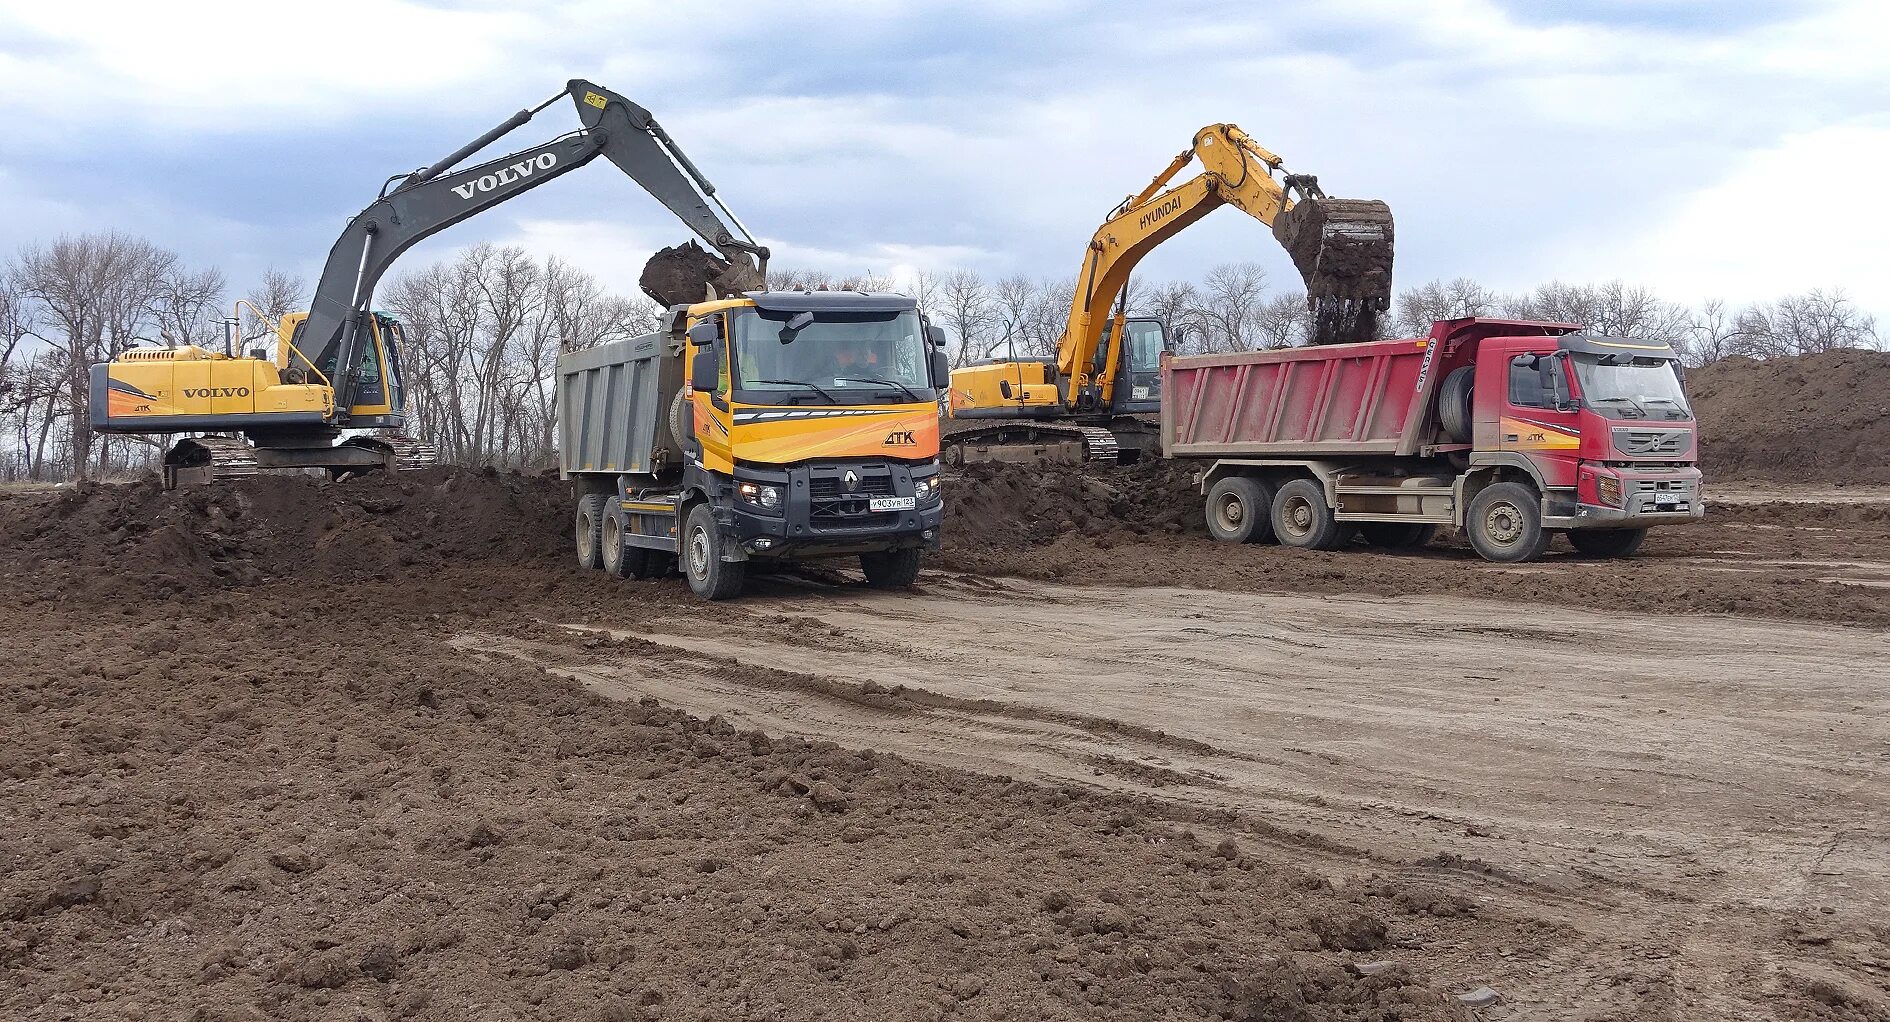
[668,388,691,451]
[1438,365,1475,444]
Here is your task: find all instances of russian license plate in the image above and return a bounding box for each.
[1656,497,1687,511]
[1132,386,1151,400]
[869,496,916,512]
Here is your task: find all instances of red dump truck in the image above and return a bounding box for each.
[1161,318,1703,562]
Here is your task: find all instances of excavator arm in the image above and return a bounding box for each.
[295,80,767,418]
[1056,123,1392,412]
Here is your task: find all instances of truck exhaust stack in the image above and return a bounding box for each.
[1271,197,1395,345]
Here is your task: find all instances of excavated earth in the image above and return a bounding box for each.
[4,349,1890,1022]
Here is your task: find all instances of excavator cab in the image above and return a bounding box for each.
[275,311,408,426]
[1106,317,1169,415]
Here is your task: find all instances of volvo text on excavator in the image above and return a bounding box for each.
[91,80,767,487]
[943,123,1394,465]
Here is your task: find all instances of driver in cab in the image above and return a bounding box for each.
[825,335,880,384]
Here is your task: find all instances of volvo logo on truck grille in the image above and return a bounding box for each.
[1613,428,1690,457]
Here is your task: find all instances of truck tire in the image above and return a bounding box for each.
[575,493,606,570]
[602,507,652,579]
[1438,366,1475,444]
[860,548,923,588]
[683,503,746,600]
[1271,478,1355,551]
[668,389,691,451]
[1567,527,1648,559]
[1467,482,1551,563]
[1359,522,1438,549]
[1206,476,1276,544]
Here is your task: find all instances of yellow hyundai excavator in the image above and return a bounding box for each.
[944,123,1394,464]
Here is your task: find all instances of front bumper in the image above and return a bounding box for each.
[726,460,944,558]
[1546,466,1705,529]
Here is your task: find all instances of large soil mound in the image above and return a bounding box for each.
[1690,349,1890,483]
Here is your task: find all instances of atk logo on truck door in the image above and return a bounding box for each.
[451,153,559,199]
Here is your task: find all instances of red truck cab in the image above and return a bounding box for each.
[1163,318,1705,563]
[1469,331,1702,530]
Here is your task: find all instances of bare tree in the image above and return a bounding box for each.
[1254,291,1310,349]
[12,232,179,480]
[936,269,990,367]
[1506,280,1689,344]
[1734,288,1881,357]
[1141,279,1204,353]
[153,266,228,349]
[1196,262,1269,352]
[1395,278,1495,335]
[240,268,308,356]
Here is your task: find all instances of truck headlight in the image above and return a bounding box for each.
[914,477,941,504]
[1596,475,1622,508]
[737,482,781,511]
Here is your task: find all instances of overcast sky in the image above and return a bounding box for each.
[2,0,1886,322]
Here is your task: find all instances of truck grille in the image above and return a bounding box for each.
[1612,428,1692,458]
[807,464,899,530]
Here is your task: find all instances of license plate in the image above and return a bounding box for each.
[1657,498,1687,511]
[869,496,916,512]
[1132,386,1151,400]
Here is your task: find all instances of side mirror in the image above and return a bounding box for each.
[926,324,947,348]
[686,320,718,346]
[930,349,950,386]
[690,347,718,392]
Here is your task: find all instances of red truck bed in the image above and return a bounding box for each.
[1163,337,1435,458]
[1161,319,1581,459]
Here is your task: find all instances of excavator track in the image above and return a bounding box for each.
[163,436,261,488]
[941,419,1143,467]
[374,433,441,471]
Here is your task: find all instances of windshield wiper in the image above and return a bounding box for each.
[755,379,838,404]
[1644,397,1690,419]
[837,376,920,402]
[1589,395,1649,419]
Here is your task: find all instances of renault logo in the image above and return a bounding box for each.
[843,470,860,491]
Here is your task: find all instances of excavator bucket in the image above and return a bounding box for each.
[1272,197,1395,344]
[640,240,767,307]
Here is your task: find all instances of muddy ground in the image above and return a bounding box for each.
[2,468,1887,1021]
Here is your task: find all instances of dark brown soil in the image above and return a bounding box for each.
[3,461,1886,1020]
[0,472,1487,1021]
[1689,349,1890,483]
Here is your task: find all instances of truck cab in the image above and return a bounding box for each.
[1472,333,1700,529]
[561,290,949,600]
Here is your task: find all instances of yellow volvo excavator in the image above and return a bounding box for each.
[944,123,1394,464]
[92,80,766,487]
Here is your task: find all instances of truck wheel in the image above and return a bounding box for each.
[1567,527,1648,558]
[1206,477,1276,544]
[1271,478,1354,551]
[860,548,923,589]
[1438,366,1475,444]
[1467,482,1550,563]
[1359,522,1438,549]
[683,503,746,600]
[602,507,652,579]
[574,494,606,570]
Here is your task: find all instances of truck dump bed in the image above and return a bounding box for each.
[556,331,682,478]
[1163,337,1434,458]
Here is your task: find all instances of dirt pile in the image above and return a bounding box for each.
[1690,349,1890,483]
[0,467,569,602]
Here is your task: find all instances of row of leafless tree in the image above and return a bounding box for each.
[3,229,1882,481]
[885,264,1883,367]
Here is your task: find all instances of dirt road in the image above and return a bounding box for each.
[460,573,1890,1019]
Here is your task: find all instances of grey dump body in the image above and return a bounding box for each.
[556,331,683,480]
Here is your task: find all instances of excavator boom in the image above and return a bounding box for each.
[299,79,767,418]
[945,123,1393,465]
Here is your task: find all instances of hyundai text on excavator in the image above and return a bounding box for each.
[90,80,767,487]
[943,123,1394,465]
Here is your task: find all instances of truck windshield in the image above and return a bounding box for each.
[1570,353,1691,420]
[732,308,930,403]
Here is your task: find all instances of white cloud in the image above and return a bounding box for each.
[1552,120,1890,315]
